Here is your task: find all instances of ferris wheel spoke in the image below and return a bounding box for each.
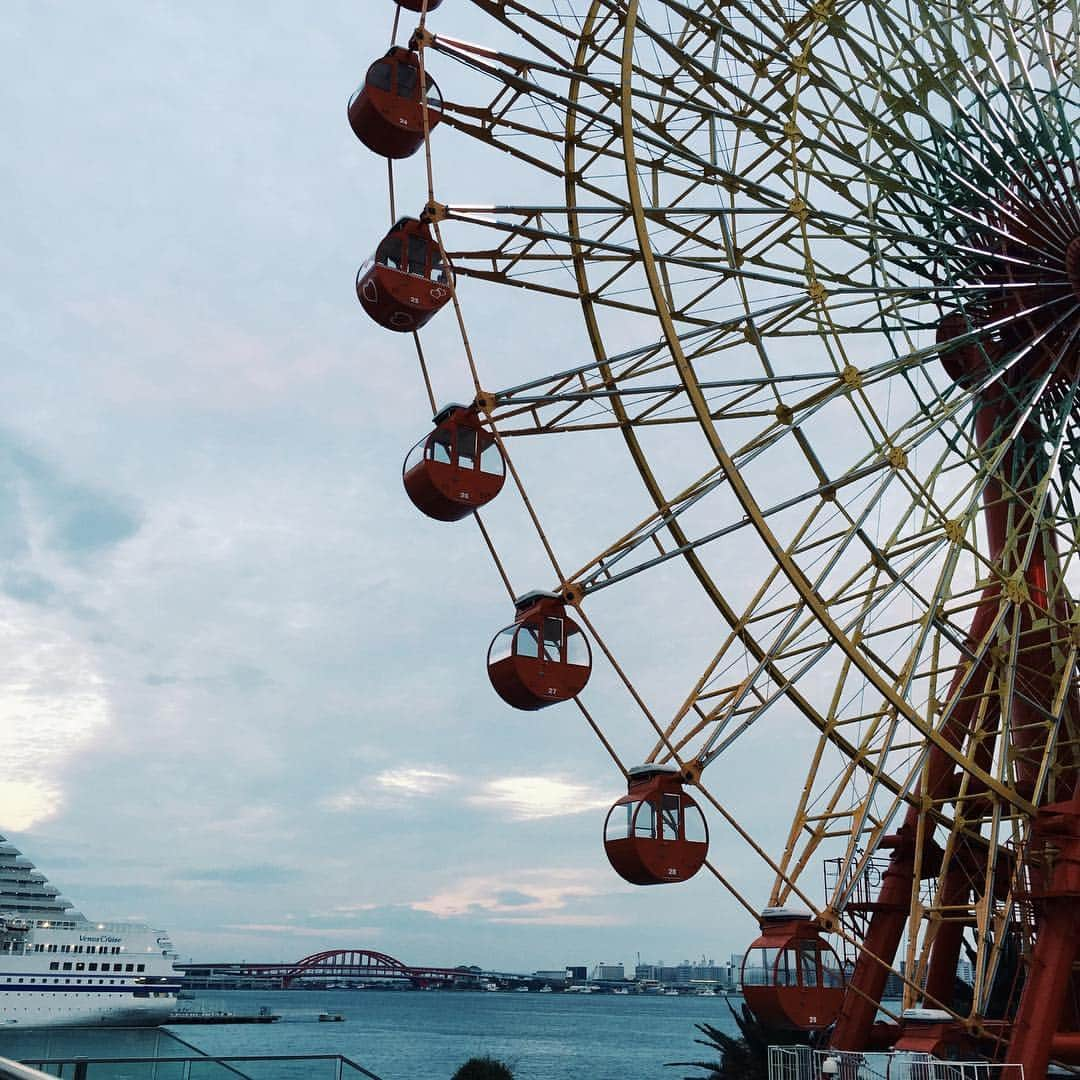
[640,372,1073,786]
[549,377,946,597]
[976,2,1080,199]
[445,208,814,298]
[434,22,1017,230]
[465,0,605,64]
[775,603,1039,912]
[433,34,802,196]
[429,55,1071,304]
[807,10,1073,261]
[653,467,959,747]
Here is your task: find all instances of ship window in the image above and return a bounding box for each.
[75,945,83,952]
[126,963,134,971]
[47,944,57,952]
[137,964,145,972]
[75,963,84,971]
[62,962,71,971]
[49,962,59,971]
[62,944,71,952]
[88,963,98,971]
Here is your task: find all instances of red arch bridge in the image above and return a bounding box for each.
[176,950,519,989]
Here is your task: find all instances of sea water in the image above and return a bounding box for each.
[0,989,747,1080]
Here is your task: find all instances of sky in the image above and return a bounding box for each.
[0,2,812,974]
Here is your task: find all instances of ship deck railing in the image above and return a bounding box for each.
[0,1052,387,1080]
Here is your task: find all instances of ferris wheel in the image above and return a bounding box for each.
[352,0,1080,1074]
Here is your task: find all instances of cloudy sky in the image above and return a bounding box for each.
[0,2,811,973]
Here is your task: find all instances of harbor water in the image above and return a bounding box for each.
[0,989,747,1080]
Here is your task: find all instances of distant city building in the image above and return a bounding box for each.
[532,970,567,984]
[565,966,587,983]
[636,957,736,987]
[591,963,625,981]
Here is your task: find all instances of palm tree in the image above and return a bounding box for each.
[667,1000,814,1080]
[451,1056,514,1080]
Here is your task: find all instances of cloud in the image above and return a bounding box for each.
[51,502,140,555]
[411,869,622,926]
[322,768,460,811]
[321,771,611,826]
[176,865,299,885]
[468,776,612,821]
[2,571,55,606]
[376,768,459,796]
[0,438,140,562]
[0,599,110,830]
[221,923,380,938]
[0,781,61,833]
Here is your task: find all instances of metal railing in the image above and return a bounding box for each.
[1,1053,386,1080]
[0,1059,58,1080]
[768,1046,1024,1080]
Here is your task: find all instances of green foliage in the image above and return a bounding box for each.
[666,1000,813,1080]
[451,1055,514,1080]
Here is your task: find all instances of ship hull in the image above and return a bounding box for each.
[0,990,175,1027]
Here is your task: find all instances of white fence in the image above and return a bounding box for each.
[768,1046,1024,1080]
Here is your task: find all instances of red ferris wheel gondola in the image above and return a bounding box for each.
[356,216,453,332]
[487,592,591,710]
[402,404,506,521]
[603,765,709,885]
[740,910,846,1031]
[348,47,443,160]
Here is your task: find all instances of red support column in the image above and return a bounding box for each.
[1006,801,1080,1076]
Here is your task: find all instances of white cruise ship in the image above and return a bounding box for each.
[0,834,181,1026]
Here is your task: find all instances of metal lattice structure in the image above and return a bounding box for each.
[358,0,1080,1074]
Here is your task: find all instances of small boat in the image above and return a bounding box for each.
[663,989,680,996]
[613,988,630,995]
[318,1013,345,1022]
[514,986,529,993]
[538,985,553,994]
[698,988,718,997]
